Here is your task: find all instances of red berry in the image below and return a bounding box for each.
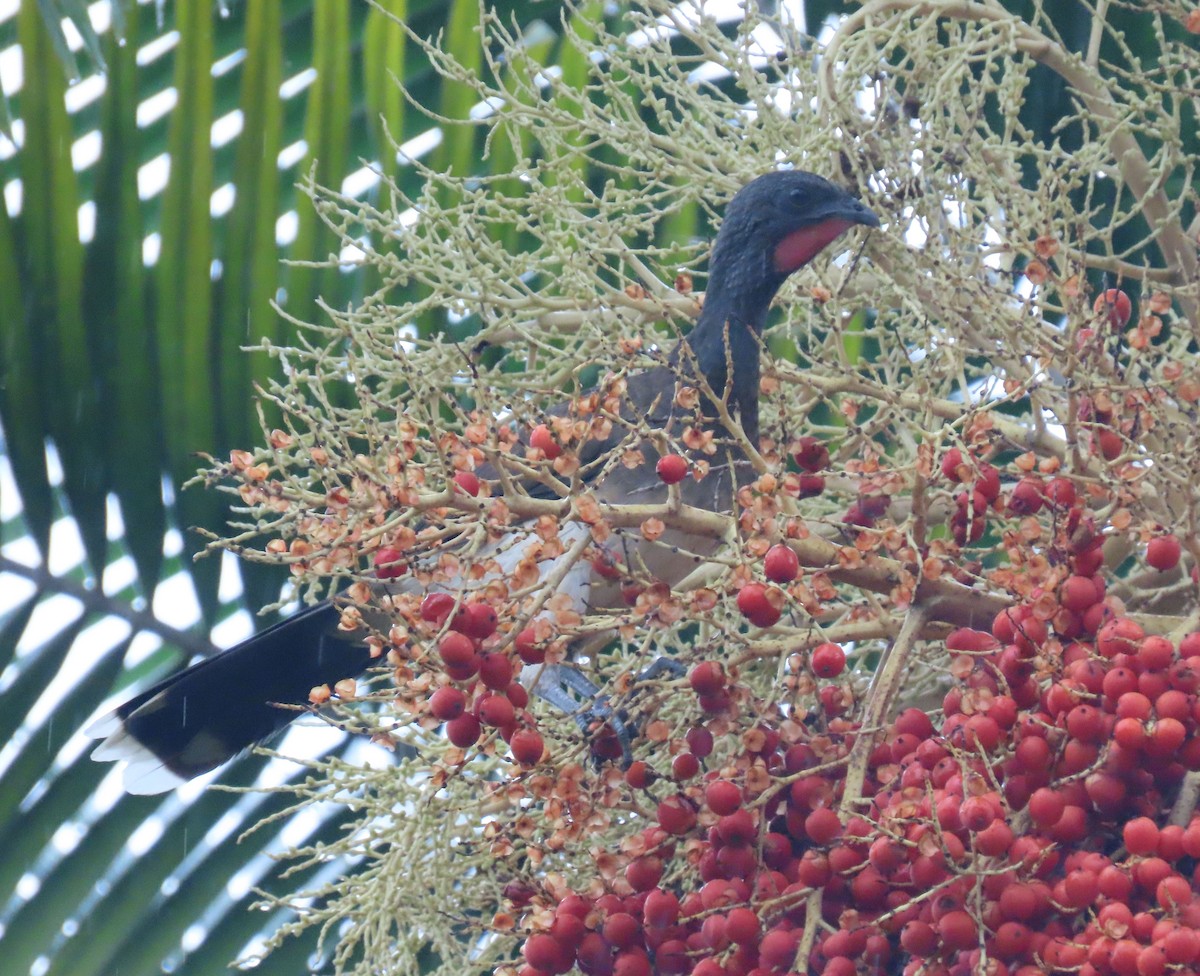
[515,626,545,665]
[1147,535,1182,572]
[758,928,799,969]
[575,933,610,974]
[1138,944,1168,976]
[506,682,529,709]
[451,601,498,638]
[1156,689,1190,721]
[763,543,800,583]
[1061,868,1099,909]
[1113,716,1147,750]
[900,920,937,955]
[529,424,562,459]
[1044,476,1077,508]
[1060,574,1101,613]
[1097,427,1123,461]
[685,726,714,758]
[941,447,966,482]
[1124,817,1160,856]
[612,949,650,976]
[1066,704,1105,742]
[689,661,725,696]
[999,884,1037,922]
[1093,288,1133,330]
[1157,874,1191,911]
[419,592,455,624]
[452,471,481,496]
[797,474,825,497]
[671,752,699,780]
[524,934,567,973]
[717,808,756,846]
[1164,927,1200,964]
[794,436,830,472]
[937,910,977,951]
[642,889,679,928]
[851,866,889,908]
[429,686,467,721]
[603,912,641,949]
[1147,716,1186,756]
[479,652,514,690]
[959,795,997,831]
[478,694,515,728]
[656,795,697,835]
[946,627,999,652]
[445,713,481,747]
[706,780,742,816]
[655,454,688,484]
[976,463,1001,502]
[1008,477,1044,515]
[373,545,407,579]
[1028,787,1065,828]
[804,807,842,844]
[624,761,652,789]
[510,729,544,765]
[625,855,663,892]
[811,642,846,678]
[1139,635,1175,670]
[735,582,784,627]
[439,631,479,672]
[993,921,1032,960]
[974,820,1014,857]
[1098,617,1145,658]
[725,907,760,945]
[895,707,935,738]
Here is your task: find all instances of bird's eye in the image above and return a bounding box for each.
[788,187,808,206]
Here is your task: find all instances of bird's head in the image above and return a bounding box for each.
[681,170,879,442]
[710,170,880,290]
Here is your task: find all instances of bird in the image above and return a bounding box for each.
[89,170,880,793]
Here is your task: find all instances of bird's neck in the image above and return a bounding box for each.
[676,251,785,444]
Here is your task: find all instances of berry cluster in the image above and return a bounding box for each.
[510,605,1200,976]
[421,592,546,765]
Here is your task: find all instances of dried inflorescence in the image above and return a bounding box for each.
[213,3,1200,974]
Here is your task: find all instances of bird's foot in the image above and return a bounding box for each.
[528,657,683,767]
[527,662,636,765]
[632,656,686,683]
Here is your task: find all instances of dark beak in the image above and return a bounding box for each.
[827,195,880,229]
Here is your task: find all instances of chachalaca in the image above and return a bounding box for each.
[90,170,879,792]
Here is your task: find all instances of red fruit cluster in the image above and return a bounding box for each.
[516,721,851,976]
[420,593,544,764]
[939,446,1001,545]
[508,602,1200,976]
[791,436,829,498]
[733,544,805,630]
[688,661,733,715]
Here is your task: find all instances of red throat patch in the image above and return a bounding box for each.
[772,218,854,274]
